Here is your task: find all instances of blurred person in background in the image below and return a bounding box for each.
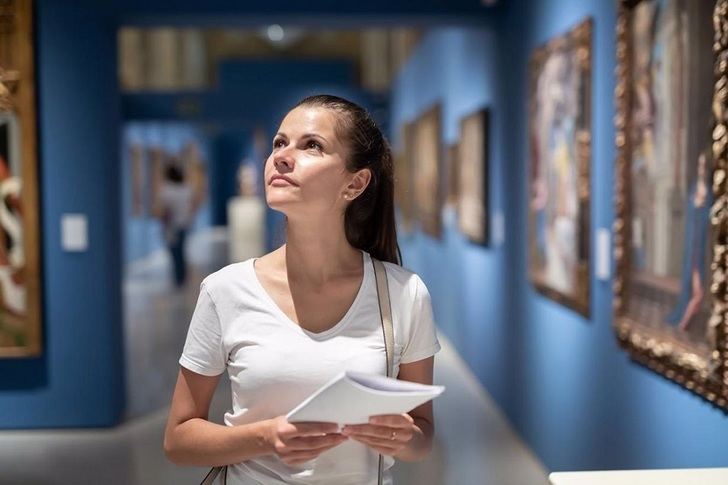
[157,157,197,288]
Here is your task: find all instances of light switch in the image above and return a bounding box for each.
[61,214,88,252]
[596,228,611,281]
[492,211,505,247]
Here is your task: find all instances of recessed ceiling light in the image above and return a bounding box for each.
[267,24,285,42]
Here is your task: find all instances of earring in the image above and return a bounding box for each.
[344,194,351,200]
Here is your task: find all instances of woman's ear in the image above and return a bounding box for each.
[347,168,372,197]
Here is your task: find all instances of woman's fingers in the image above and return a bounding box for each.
[368,414,413,427]
[279,439,347,465]
[279,421,339,439]
[342,424,412,442]
[345,435,400,455]
[285,433,348,451]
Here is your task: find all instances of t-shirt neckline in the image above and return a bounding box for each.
[249,250,372,339]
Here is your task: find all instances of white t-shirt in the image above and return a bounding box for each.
[179,249,441,485]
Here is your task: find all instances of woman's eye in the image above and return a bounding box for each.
[273,139,284,149]
[307,141,322,151]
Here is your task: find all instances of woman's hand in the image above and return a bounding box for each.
[341,414,415,457]
[266,416,348,466]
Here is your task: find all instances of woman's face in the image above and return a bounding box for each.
[264,105,361,217]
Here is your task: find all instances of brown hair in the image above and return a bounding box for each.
[293,94,402,265]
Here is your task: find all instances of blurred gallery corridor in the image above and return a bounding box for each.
[2,0,728,483]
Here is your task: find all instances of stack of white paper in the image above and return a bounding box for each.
[286,371,445,425]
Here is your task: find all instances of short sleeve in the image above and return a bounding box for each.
[400,275,442,364]
[179,282,227,376]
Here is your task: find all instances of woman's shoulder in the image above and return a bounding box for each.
[377,258,426,297]
[201,249,280,293]
[199,259,254,293]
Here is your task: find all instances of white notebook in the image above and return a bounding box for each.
[286,371,445,425]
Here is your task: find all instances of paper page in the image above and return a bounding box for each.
[286,371,445,425]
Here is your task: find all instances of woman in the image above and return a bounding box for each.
[164,94,441,484]
[158,159,196,288]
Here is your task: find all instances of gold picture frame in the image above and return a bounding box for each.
[0,0,43,357]
[528,18,592,316]
[395,121,415,234]
[613,0,728,411]
[458,108,489,245]
[413,104,443,239]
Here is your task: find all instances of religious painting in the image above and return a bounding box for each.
[614,0,728,412]
[413,104,443,239]
[458,108,489,245]
[0,0,43,357]
[528,18,592,316]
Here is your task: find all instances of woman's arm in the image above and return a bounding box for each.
[164,367,348,467]
[342,356,435,462]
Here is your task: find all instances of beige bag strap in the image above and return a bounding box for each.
[372,257,394,485]
[372,258,394,377]
[200,463,226,485]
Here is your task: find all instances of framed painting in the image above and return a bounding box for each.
[413,104,443,239]
[130,143,145,217]
[445,142,459,208]
[394,121,415,233]
[614,0,728,411]
[528,18,592,316]
[458,108,490,245]
[0,0,43,357]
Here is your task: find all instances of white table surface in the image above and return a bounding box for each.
[549,468,728,485]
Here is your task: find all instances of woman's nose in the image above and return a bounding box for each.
[273,155,294,172]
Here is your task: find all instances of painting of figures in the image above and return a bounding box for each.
[0,0,42,356]
[528,18,592,316]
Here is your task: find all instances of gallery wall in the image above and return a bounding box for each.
[0,3,124,427]
[392,0,728,472]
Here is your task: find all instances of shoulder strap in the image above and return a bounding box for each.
[372,258,394,378]
[200,465,226,485]
[372,257,393,485]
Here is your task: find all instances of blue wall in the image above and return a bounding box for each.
[0,3,124,427]
[390,27,515,409]
[392,0,728,473]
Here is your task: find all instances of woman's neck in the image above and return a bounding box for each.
[281,217,362,286]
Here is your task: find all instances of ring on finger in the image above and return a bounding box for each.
[390,431,397,441]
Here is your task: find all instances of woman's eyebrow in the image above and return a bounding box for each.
[301,133,329,144]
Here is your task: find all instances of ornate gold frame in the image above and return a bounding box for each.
[528,18,592,317]
[613,0,728,411]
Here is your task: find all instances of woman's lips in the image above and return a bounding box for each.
[271,177,297,186]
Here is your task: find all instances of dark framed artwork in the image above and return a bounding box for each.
[413,104,443,239]
[528,18,592,317]
[0,0,43,357]
[614,0,728,411]
[394,121,415,234]
[445,142,459,208]
[130,143,145,217]
[457,108,489,245]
